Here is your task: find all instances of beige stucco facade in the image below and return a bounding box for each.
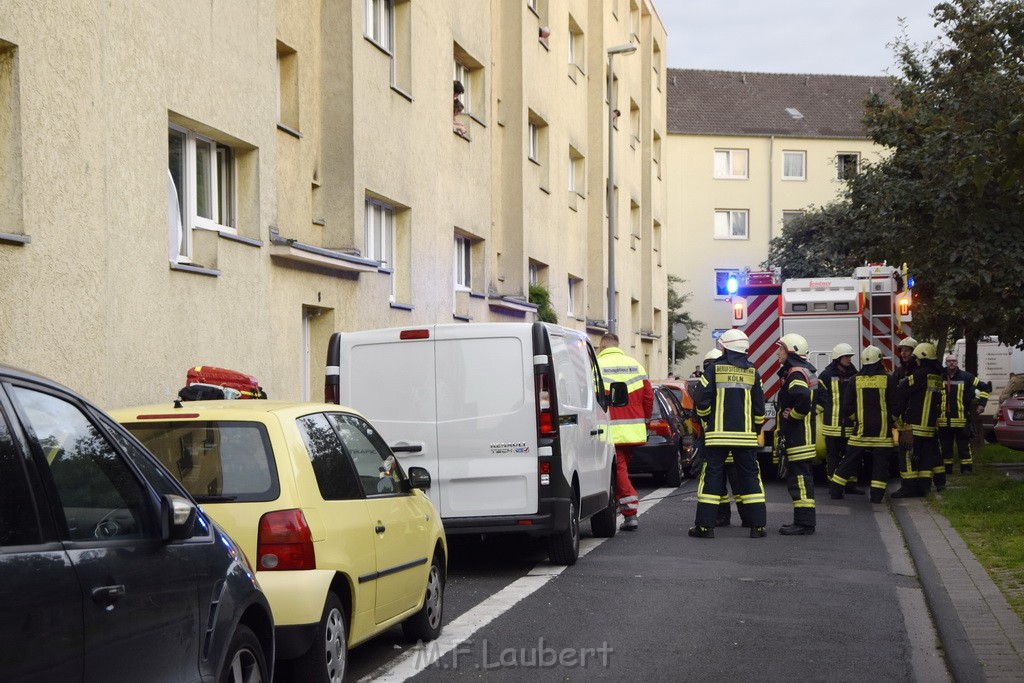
[665,133,884,375]
[0,0,667,407]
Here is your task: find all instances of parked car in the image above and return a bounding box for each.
[628,386,693,487]
[0,364,273,683]
[994,394,1024,450]
[651,379,703,476]
[325,322,628,566]
[111,399,448,683]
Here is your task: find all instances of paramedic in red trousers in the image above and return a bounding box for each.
[818,343,861,493]
[776,333,819,535]
[690,329,767,539]
[939,353,990,475]
[597,334,653,531]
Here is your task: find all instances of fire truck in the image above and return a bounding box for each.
[728,263,913,452]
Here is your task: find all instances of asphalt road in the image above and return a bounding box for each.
[341,476,947,682]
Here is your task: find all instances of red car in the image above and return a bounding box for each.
[994,395,1024,450]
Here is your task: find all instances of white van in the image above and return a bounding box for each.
[325,322,627,565]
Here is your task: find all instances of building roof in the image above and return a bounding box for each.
[666,68,893,139]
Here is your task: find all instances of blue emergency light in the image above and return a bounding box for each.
[907,276,915,289]
[726,275,739,295]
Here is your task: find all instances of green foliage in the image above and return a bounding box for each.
[764,0,1024,348]
[667,275,705,361]
[528,283,558,324]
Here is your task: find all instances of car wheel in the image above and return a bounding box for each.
[665,448,684,488]
[402,555,445,641]
[293,592,347,683]
[546,497,580,566]
[220,625,268,683]
[590,472,618,538]
[687,446,704,479]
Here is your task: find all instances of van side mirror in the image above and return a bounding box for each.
[609,381,629,408]
[407,466,431,490]
[160,494,198,541]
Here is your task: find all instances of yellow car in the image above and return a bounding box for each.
[111,400,447,683]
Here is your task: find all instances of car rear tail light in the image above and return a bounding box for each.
[535,373,557,436]
[257,509,316,571]
[538,461,551,486]
[324,384,339,404]
[648,418,672,436]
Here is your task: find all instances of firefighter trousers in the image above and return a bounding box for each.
[938,426,973,472]
[784,459,816,527]
[695,447,766,529]
[831,445,891,502]
[901,435,940,493]
[717,460,747,525]
[614,445,639,518]
[824,436,848,479]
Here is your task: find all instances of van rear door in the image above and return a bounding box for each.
[434,325,537,518]
[334,329,441,511]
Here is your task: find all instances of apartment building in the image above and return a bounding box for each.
[0,0,667,406]
[664,68,890,374]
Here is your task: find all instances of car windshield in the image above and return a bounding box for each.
[122,421,279,502]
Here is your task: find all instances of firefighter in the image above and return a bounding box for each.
[939,354,991,475]
[829,346,898,504]
[818,342,861,493]
[776,333,818,535]
[701,349,750,528]
[892,337,919,381]
[893,342,945,497]
[691,330,767,539]
[597,333,654,531]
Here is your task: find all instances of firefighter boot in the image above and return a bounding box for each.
[715,503,731,527]
[688,525,714,539]
[961,464,973,475]
[845,483,865,495]
[918,478,933,496]
[890,480,919,498]
[870,489,885,504]
[750,526,767,538]
[934,472,946,492]
[829,482,844,500]
[945,464,953,475]
[778,524,815,536]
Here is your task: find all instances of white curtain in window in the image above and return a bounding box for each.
[167,170,183,261]
[784,152,804,178]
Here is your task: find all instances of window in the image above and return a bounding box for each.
[629,0,640,40]
[714,149,748,179]
[629,100,640,147]
[630,199,640,249]
[714,210,749,240]
[453,44,485,123]
[836,153,860,180]
[652,40,662,90]
[527,110,549,189]
[529,260,548,286]
[168,124,237,262]
[296,414,362,501]
[715,269,742,298]
[568,16,584,75]
[326,413,405,497]
[528,123,539,162]
[568,146,584,194]
[653,219,662,266]
[364,0,393,51]
[782,211,805,228]
[653,132,662,179]
[364,198,394,268]
[0,41,24,238]
[276,41,299,131]
[454,234,471,290]
[567,276,581,317]
[783,151,806,180]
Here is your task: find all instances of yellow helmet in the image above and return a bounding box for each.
[778,333,809,357]
[913,342,938,360]
[861,345,882,365]
[718,329,750,354]
[832,343,855,360]
[897,336,918,350]
[704,348,723,361]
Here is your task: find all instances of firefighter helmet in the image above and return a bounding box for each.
[778,333,809,357]
[897,336,918,350]
[861,345,882,365]
[913,342,938,360]
[832,343,855,360]
[718,329,750,353]
[704,348,723,361]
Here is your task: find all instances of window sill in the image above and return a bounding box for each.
[453,128,471,141]
[468,113,487,129]
[390,301,414,311]
[713,176,749,181]
[469,291,486,299]
[539,185,551,195]
[268,228,378,273]
[219,231,262,248]
[528,156,541,166]
[488,295,538,316]
[0,232,31,245]
[390,84,414,102]
[453,313,472,322]
[781,177,806,182]
[276,123,303,139]
[365,35,393,58]
[170,262,221,277]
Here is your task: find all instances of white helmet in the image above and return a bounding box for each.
[897,336,918,350]
[704,348,723,361]
[832,343,855,360]
[718,329,750,353]
[778,333,809,357]
[861,345,882,365]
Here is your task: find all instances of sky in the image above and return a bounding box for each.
[656,1,947,76]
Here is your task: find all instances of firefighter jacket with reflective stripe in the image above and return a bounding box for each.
[695,350,766,448]
[841,362,898,447]
[777,356,818,461]
[941,369,991,428]
[896,359,945,437]
[598,347,653,445]
[892,357,918,383]
[817,360,858,437]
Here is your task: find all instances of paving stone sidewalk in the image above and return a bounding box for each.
[893,496,1024,682]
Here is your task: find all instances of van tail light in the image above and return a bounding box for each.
[324,384,339,404]
[648,418,672,437]
[535,372,557,436]
[257,509,316,571]
[539,461,551,486]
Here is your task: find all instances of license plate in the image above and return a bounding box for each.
[764,403,777,419]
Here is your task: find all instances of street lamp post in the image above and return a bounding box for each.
[606,43,636,336]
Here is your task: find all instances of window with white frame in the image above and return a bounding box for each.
[567,276,581,316]
[528,122,539,162]
[782,210,804,228]
[168,124,237,262]
[629,0,640,40]
[836,153,860,181]
[364,198,394,268]
[783,151,806,180]
[714,210,749,240]
[454,234,471,291]
[568,16,584,73]
[568,146,584,193]
[653,132,662,179]
[528,262,540,285]
[364,0,393,51]
[714,149,748,179]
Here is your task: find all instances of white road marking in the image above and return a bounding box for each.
[359,486,681,682]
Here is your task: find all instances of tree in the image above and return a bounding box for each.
[667,275,705,367]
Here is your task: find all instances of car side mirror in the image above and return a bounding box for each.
[160,494,198,541]
[407,466,431,490]
[609,381,629,408]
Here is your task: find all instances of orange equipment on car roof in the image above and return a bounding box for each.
[185,366,268,399]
